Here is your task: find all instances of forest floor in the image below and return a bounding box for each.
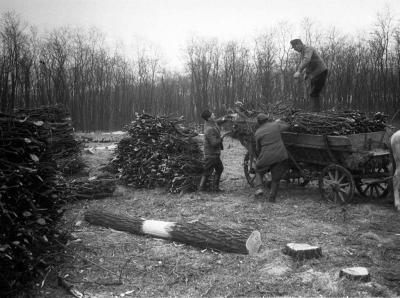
[32,132,400,298]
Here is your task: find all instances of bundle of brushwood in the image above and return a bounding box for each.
[0,112,68,295]
[112,113,203,193]
[286,110,387,135]
[225,101,387,140]
[67,177,117,200]
[15,105,84,174]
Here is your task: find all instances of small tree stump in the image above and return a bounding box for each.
[282,243,322,260]
[339,267,371,282]
[84,210,261,255]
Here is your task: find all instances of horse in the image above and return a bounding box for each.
[390,129,400,211]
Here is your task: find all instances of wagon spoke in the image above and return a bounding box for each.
[319,165,354,204]
[338,191,346,203]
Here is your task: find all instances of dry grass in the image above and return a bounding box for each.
[33,135,400,297]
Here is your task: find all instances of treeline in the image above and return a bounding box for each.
[1,11,400,131]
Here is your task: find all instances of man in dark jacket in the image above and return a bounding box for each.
[254,113,290,202]
[291,38,328,112]
[198,109,224,192]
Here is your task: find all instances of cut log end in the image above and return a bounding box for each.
[339,267,371,282]
[246,230,262,255]
[282,243,322,260]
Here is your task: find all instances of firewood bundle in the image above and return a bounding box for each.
[225,101,387,139]
[67,177,117,200]
[0,112,67,293]
[14,105,84,174]
[112,113,203,193]
[286,110,387,135]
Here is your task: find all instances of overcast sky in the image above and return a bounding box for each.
[1,0,399,70]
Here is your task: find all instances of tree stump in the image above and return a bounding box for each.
[339,267,371,282]
[84,210,261,255]
[282,243,322,260]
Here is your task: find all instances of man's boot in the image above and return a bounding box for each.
[198,175,208,192]
[269,181,279,202]
[212,174,224,192]
[311,96,321,112]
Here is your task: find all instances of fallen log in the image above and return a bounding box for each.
[84,210,261,255]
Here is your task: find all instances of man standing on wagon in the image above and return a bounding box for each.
[291,38,328,112]
[254,113,290,202]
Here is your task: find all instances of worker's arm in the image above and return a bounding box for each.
[297,47,313,73]
[275,119,290,132]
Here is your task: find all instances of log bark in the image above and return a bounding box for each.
[84,210,261,255]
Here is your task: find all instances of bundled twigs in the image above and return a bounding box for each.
[286,110,387,135]
[223,101,388,143]
[112,113,203,193]
[0,105,83,295]
[14,105,84,174]
[67,178,117,200]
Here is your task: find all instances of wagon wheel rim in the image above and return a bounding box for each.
[243,151,257,187]
[319,164,355,204]
[355,166,389,199]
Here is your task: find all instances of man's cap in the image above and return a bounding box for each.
[256,113,270,123]
[290,39,302,47]
[201,109,212,120]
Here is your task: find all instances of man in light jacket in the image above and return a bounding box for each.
[291,38,328,112]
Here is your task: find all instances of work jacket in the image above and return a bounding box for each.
[203,120,223,157]
[255,120,289,169]
[298,45,327,80]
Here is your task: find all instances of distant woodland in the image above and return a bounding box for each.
[1,10,400,130]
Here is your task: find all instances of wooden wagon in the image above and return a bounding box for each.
[242,130,392,203]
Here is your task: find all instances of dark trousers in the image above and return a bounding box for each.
[203,155,224,176]
[310,69,328,112]
[256,159,289,186]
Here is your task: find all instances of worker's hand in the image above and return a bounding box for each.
[293,71,301,79]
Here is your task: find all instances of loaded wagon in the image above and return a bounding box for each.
[242,129,392,203]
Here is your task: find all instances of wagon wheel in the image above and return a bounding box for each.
[243,152,271,187]
[354,166,390,199]
[318,164,355,204]
[243,151,257,187]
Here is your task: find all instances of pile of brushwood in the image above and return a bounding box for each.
[227,101,388,139]
[0,106,82,295]
[112,113,203,193]
[15,105,84,174]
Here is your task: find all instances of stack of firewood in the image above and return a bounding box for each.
[0,111,67,293]
[0,105,86,294]
[112,113,203,193]
[67,177,117,200]
[225,101,388,138]
[15,105,84,174]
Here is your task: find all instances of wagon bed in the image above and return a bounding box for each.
[243,130,392,203]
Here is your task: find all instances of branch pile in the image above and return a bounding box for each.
[225,101,387,139]
[67,177,117,200]
[112,113,203,193]
[0,114,67,294]
[0,105,83,295]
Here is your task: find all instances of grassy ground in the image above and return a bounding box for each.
[32,134,400,297]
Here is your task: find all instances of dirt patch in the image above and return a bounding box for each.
[32,135,400,297]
